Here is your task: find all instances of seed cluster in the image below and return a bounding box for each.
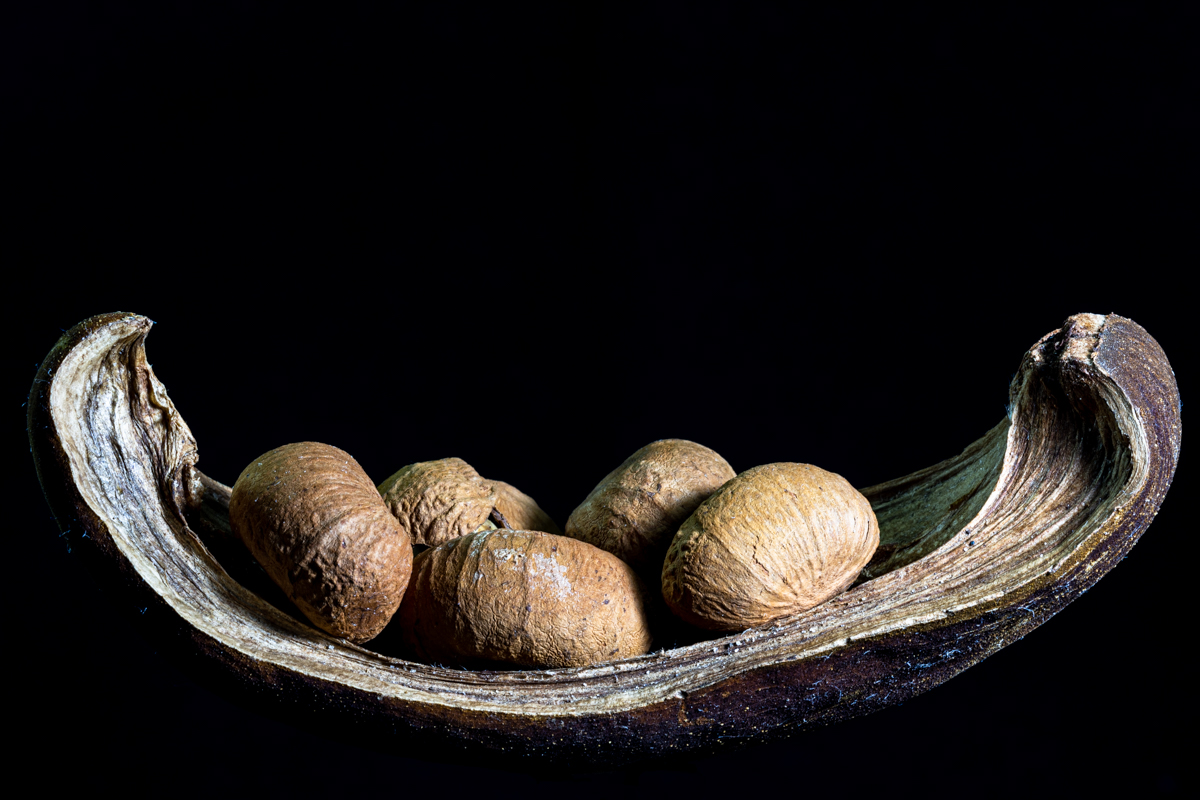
[229,439,877,665]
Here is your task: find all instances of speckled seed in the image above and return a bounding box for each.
[662,463,879,631]
[565,439,735,576]
[229,442,412,643]
[397,530,653,668]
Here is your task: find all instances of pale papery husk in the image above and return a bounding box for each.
[662,463,880,631]
[228,442,412,643]
[565,439,736,576]
[398,529,653,668]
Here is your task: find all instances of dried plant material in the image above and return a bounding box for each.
[398,529,652,668]
[662,463,879,631]
[228,442,412,643]
[378,458,497,547]
[491,480,561,534]
[565,439,735,576]
[28,312,1179,767]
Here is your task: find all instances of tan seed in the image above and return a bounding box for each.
[662,463,879,631]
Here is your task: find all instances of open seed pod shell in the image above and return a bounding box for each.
[27,311,1180,768]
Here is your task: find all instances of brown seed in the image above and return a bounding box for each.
[378,458,497,547]
[228,442,412,642]
[565,439,735,576]
[491,480,562,535]
[662,463,879,631]
[397,529,653,668]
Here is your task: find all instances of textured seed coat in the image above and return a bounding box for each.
[492,480,562,535]
[229,442,412,642]
[378,458,497,546]
[662,463,879,631]
[379,459,560,545]
[398,530,653,668]
[565,439,735,575]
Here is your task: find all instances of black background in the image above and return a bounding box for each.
[11,3,1193,797]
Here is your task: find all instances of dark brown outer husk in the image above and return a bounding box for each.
[565,439,736,575]
[229,442,412,643]
[662,463,879,631]
[27,312,1180,768]
[398,530,653,669]
[378,458,497,546]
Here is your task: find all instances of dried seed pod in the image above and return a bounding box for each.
[398,529,653,668]
[32,312,1180,765]
[491,480,562,534]
[565,439,735,575]
[662,463,879,631]
[228,442,412,642]
[378,458,497,547]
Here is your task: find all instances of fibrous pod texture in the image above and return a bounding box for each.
[662,463,879,631]
[28,311,1179,765]
[229,442,412,642]
[378,458,498,547]
[398,529,653,668]
[565,439,735,575]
